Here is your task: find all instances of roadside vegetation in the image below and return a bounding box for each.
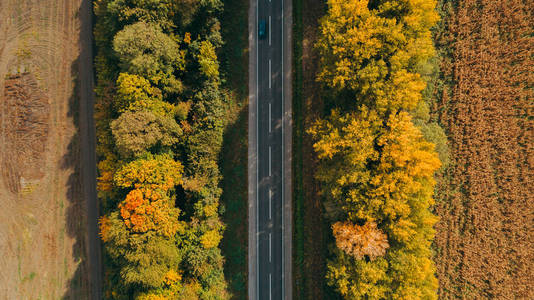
[309,0,448,298]
[293,0,338,299]
[219,0,250,298]
[93,0,231,298]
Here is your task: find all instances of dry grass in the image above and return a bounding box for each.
[0,0,90,298]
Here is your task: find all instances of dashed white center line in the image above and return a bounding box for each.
[269,146,271,177]
[269,273,272,300]
[269,16,271,45]
[269,59,271,89]
[269,102,271,132]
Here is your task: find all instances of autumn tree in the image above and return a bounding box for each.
[332,221,389,260]
[111,110,182,158]
[107,0,177,30]
[198,40,220,82]
[100,212,182,289]
[310,109,441,299]
[316,0,438,113]
[113,21,185,94]
[113,154,183,190]
[94,0,229,298]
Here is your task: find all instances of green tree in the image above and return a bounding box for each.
[107,0,177,30]
[113,22,185,93]
[101,212,181,289]
[111,110,182,158]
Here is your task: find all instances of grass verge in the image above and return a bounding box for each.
[219,0,249,298]
[292,0,305,298]
[293,0,339,298]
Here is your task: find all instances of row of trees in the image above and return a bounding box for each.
[312,0,447,298]
[93,0,229,299]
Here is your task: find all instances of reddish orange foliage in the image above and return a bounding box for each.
[119,188,181,236]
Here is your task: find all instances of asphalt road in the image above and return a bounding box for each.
[249,0,292,299]
[79,0,102,299]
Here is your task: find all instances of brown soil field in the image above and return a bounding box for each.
[0,0,91,298]
[433,0,534,298]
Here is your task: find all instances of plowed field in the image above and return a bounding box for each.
[0,0,91,298]
[433,0,533,298]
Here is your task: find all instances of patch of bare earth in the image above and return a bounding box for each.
[0,0,89,299]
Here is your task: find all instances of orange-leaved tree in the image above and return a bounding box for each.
[332,221,389,261]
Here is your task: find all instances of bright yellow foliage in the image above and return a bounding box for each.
[316,0,438,113]
[163,269,181,286]
[114,154,183,191]
[115,73,161,110]
[198,40,220,81]
[200,229,222,249]
[311,110,440,299]
[114,73,176,117]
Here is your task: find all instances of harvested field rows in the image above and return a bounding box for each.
[0,0,90,299]
[434,0,534,298]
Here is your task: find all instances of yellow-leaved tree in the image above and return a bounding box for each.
[311,110,440,299]
[316,0,438,113]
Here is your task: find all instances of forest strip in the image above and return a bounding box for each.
[93,0,232,298]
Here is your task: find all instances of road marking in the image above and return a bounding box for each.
[269,273,272,300]
[269,146,271,177]
[269,16,271,45]
[269,188,272,219]
[269,102,271,132]
[255,1,259,299]
[269,233,272,262]
[281,0,285,297]
[269,59,271,89]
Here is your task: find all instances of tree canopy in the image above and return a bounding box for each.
[113,21,185,93]
[316,0,438,113]
[313,0,443,298]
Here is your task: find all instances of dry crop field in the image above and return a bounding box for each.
[0,0,90,298]
[433,0,533,298]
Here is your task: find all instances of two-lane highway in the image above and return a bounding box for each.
[249,0,292,299]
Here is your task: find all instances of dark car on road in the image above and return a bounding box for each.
[259,20,266,39]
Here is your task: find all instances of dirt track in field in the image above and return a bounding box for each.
[0,0,99,298]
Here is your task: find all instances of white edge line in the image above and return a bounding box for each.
[281,0,285,298]
[255,1,259,299]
